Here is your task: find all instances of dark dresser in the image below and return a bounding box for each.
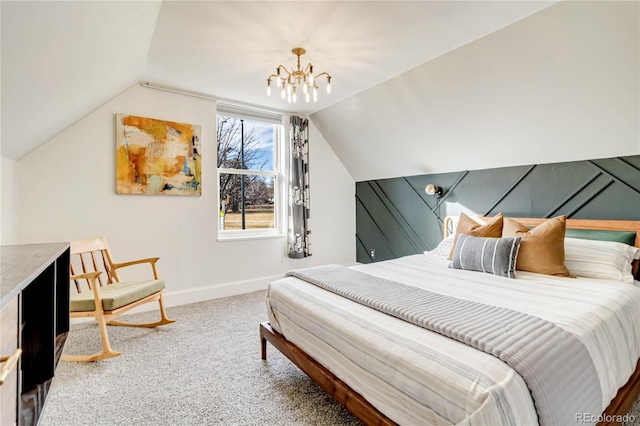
[1,243,70,426]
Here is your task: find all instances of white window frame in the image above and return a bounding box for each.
[216,104,286,241]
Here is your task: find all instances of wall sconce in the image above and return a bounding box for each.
[425,184,443,199]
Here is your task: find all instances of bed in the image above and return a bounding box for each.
[261,217,640,426]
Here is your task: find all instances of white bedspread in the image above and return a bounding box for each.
[265,253,640,426]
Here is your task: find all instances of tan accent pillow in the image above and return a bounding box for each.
[502,216,571,277]
[448,213,503,260]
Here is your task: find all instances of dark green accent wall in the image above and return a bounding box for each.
[356,155,640,264]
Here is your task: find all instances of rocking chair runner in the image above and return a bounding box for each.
[64,237,175,362]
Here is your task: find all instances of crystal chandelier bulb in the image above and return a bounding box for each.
[276,78,281,88]
[313,86,318,103]
[267,84,271,96]
[281,88,286,99]
[305,93,310,103]
[326,82,331,94]
[303,84,308,95]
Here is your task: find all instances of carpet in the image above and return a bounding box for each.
[41,290,640,426]
[42,291,359,426]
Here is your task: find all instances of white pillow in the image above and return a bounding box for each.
[428,235,455,257]
[564,237,640,284]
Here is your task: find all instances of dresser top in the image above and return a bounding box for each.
[1,243,69,308]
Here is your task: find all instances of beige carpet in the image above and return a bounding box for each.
[41,290,639,426]
[42,291,360,426]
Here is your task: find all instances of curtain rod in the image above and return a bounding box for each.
[139,81,296,117]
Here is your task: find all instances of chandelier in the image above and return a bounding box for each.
[266,48,332,104]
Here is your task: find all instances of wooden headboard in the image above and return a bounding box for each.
[443,216,640,276]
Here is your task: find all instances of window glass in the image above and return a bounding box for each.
[217,117,274,171]
[219,173,275,230]
[217,112,282,237]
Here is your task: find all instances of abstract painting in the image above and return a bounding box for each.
[116,114,201,195]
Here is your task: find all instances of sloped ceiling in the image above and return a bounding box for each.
[1,0,556,160]
[1,1,162,159]
[312,1,640,182]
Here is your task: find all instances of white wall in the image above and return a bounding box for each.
[15,84,355,306]
[1,156,18,244]
[312,1,640,182]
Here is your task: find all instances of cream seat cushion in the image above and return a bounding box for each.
[70,280,166,312]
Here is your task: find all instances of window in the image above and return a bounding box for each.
[217,105,284,239]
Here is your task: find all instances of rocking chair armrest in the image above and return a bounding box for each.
[71,271,105,308]
[71,271,102,281]
[111,257,159,270]
[111,257,160,280]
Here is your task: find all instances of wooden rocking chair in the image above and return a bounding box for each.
[64,237,175,362]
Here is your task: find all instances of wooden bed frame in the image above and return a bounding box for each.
[261,218,640,426]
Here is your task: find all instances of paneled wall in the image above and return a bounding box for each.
[356,155,640,263]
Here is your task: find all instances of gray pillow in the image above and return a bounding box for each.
[449,235,522,279]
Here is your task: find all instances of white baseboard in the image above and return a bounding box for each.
[70,274,281,324]
[163,274,281,307]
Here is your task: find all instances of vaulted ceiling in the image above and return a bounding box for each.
[1,1,556,160]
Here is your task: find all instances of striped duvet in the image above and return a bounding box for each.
[265,253,640,425]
